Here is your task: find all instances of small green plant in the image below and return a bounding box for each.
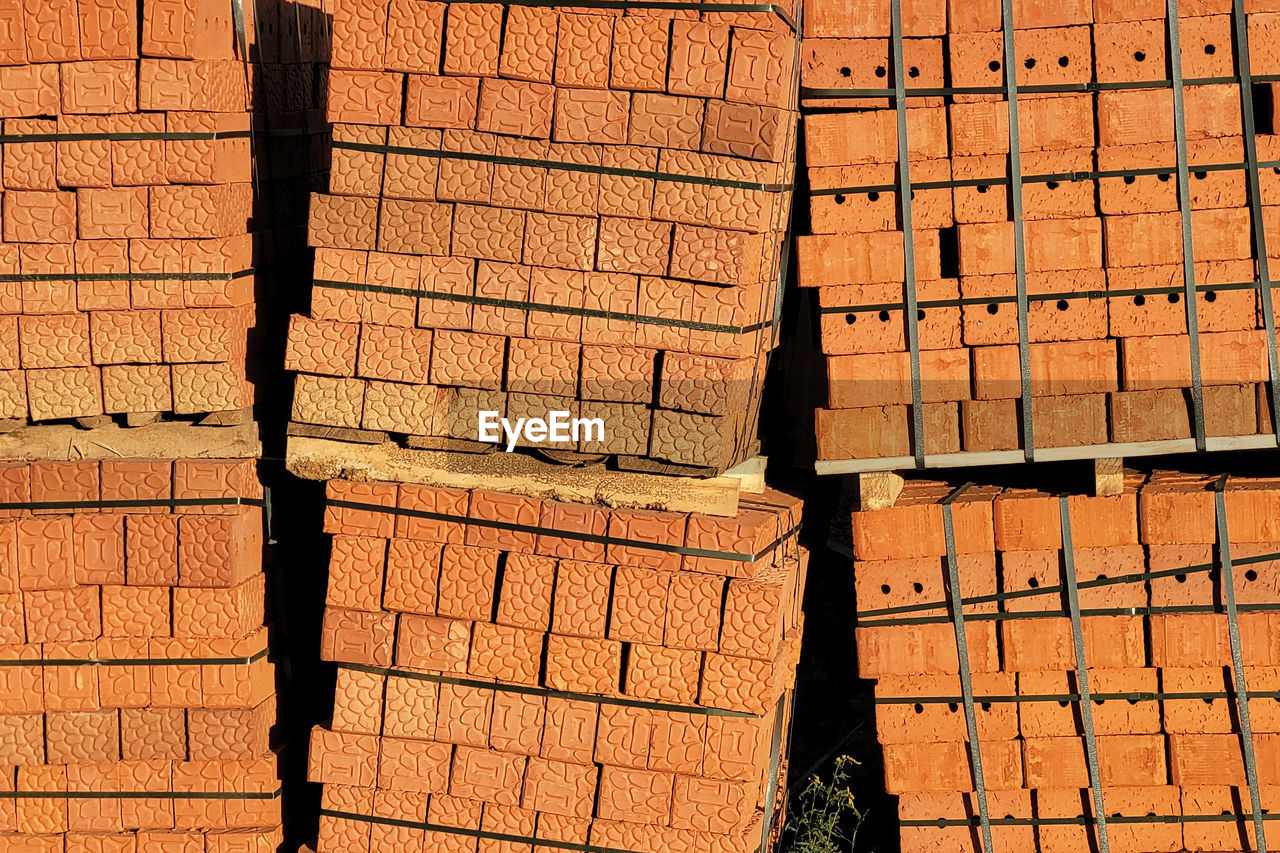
[780,755,863,853]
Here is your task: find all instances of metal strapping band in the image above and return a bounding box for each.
[0,788,281,801]
[0,131,252,143]
[890,0,926,469]
[0,496,263,512]
[321,808,645,853]
[0,269,252,284]
[332,140,793,193]
[863,601,1280,627]
[802,73,1280,99]
[1232,0,1280,444]
[336,661,759,718]
[328,498,802,563]
[312,278,774,335]
[820,277,1279,314]
[0,645,268,668]
[857,545,1280,621]
[418,0,798,31]
[1059,495,1110,853]
[812,157,1280,195]
[1168,0,1208,449]
[732,29,802,463]
[231,0,263,204]
[876,687,1280,704]
[902,812,1280,828]
[1001,0,1035,462]
[1214,475,1268,852]
[942,485,993,853]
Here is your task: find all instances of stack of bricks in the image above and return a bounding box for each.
[798,0,1280,465]
[850,473,1280,851]
[0,0,281,424]
[307,479,806,852]
[0,457,280,850]
[284,0,801,473]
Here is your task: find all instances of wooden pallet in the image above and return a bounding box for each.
[0,407,256,434]
[818,434,1280,478]
[825,434,1280,509]
[854,457,1128,511]
[285,426,767,517]
[0,419,260,462]
[286,421,761,479]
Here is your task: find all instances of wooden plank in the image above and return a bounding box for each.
[0,421,259,462]
[723,456,768,494]
[287,422,388,446]
[613,454,718,478]
[74,415,115,430]
[198,407,253,427]
[1094,458,1124,497]
[815,434,1280,476]
[286,434,744,517]
[124,412,162,428]
[406,435,494,454]
[858,471,904,510]
[534,448,609,466]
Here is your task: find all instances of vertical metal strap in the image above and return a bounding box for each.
[1000,0,1035,462]
[757,695,790,853]
[1231,0,1280,444]
[1167,0,1208,450]
[891,0,926,469]
[230,0,263,202]
[942,485,993,853]
[293,0,306,59]
[263,484,276,545]
[230,0,249,61]
[1213,475,1268,852]
[739,29,802,463]
[1059,496,1111,853]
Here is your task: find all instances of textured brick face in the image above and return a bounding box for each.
[0,9,295,427]
[301,0,804,835]
[311,480,806,847]
[0,457,278,840]
[284,0,796,475]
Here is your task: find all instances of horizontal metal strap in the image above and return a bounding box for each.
[810,158,1280,196]
[313,279,774,334]
[859,548,1279,621]
[333,140,794,193]
[802,71,1280,100]
[0,787,281,801]
[818,278,1278,315]
[329,498,802,563]
[902,812,1280,829]
[419,0,797,31]
[336,661,760,718]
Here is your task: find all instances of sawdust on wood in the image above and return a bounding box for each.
[285,435,742,516]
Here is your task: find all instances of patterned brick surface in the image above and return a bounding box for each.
[285,0,799,472]
[311,478,804,849]
[847,472,1280,853]
[0,458,280,842]
[0,0,328,426]
[801,2,1280,465]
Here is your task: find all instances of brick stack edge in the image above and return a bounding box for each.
[799,0,1280,463]
[284,0,800,473]
[851,474,1280,851]
[0,0,321,424]
[0,458,280,851]
[308,480,805,852]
